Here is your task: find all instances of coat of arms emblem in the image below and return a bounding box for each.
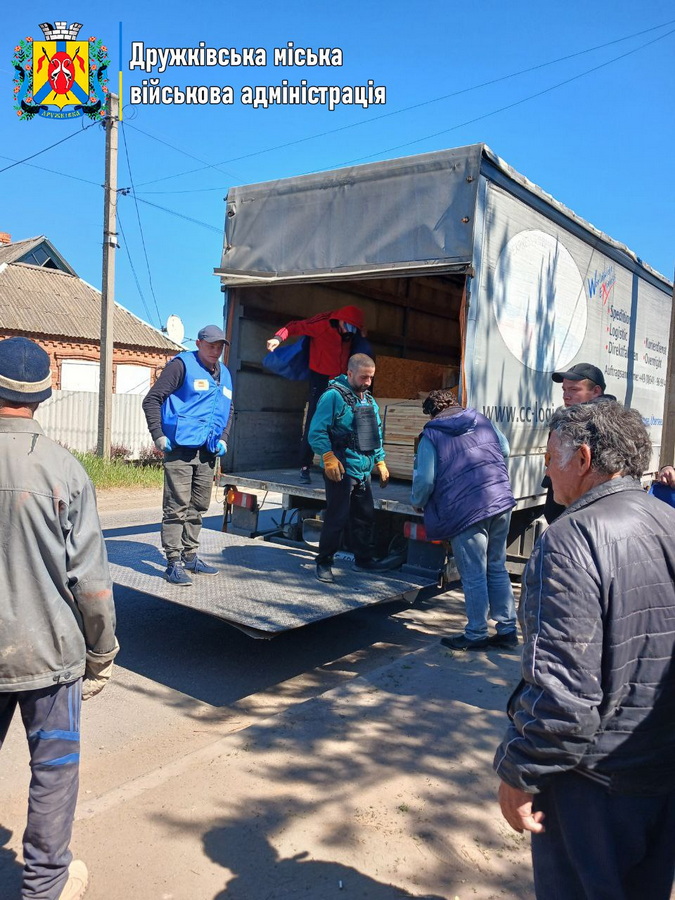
[12,21,109,121]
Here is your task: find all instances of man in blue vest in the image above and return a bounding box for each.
[143,325,233,585]
[411,389,516,650]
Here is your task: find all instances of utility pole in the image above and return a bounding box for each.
[97,92,119,459]
[659,267,675,469]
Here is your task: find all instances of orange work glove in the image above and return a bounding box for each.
[322,451,345,482]
[376,461,390,487]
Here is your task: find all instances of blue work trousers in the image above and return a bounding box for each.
[449,510,516,641]
[0,680,81,899]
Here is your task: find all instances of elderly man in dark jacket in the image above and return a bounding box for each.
[494,400,675,900]
[411,390,517,651]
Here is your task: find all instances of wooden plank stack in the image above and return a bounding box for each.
[379,401,428,480]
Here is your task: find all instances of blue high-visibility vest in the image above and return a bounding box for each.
[160,351,232,453]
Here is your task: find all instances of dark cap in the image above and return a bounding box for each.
[197,324,229,344]
[552,363,605,391]
[0,337,52,404]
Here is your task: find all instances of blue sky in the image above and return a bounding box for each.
[1,1,673,346]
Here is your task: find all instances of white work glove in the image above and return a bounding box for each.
[82,639,120,701]
[266,337,281,352]
[154,435,172,453]
[216,440,227,457]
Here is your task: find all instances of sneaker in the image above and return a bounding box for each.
[183,554,219,576]
[164,561,193,586]
[299,467,311,485]
[487,630,519,650]
[316,562,334,583]
[58,860,89,900]
[441,633,489,651]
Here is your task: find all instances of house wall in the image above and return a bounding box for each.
[0,332,174,391]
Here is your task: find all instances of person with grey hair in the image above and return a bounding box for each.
[494,400,675,900]
[0,337,118,900]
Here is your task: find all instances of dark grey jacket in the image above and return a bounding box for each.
[494,477,675,796]
[0,417,117,691]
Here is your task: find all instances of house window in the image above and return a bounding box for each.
[60,359,100,392]
[116,364,151,395]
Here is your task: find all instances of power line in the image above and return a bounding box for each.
[130,195,221,234]
[0,120,99,174]
[321,25,675,170]
[134,17,675,190]
[0,154,101,187]
[119,124,163,327]
[123,121,243,183]
[117,210,155,326]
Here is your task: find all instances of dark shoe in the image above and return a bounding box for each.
[353,558,392,572]
[183,554,218,576]
[487,630,519,650]
[165,561,192,586]
[441,633,488,651]
[299,467,311,484]
[316,562,334,583]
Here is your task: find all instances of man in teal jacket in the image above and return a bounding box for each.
[308,353,389,583]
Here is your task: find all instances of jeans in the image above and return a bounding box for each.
[532,771,675,899]
[0,681,82,899]
[161,446,215,561]
[449,509,516,641]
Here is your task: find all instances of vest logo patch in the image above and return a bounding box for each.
[193,379,209,391]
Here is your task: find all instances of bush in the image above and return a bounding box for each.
[138,443,164,465]
[88,443,131,460]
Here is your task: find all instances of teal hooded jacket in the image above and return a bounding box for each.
[308,374,385,480]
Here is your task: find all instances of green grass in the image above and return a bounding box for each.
[71,452,164,490]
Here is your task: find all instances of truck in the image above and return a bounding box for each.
[109,143,672,637]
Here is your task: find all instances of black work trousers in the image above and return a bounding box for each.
[532,770,675,899]
[316,474,375,566]
[300,371,330,469]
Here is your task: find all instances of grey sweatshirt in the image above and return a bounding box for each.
[0,416,117,691]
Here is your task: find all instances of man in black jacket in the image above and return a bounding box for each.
[494,400,675,900]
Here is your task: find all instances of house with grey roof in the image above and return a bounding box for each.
[0,233,182,394]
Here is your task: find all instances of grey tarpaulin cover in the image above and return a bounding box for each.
[216,144,483,285]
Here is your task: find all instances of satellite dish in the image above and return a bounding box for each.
[164,314,185,345]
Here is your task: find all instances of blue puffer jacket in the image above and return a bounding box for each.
[494,477,675,796]
[421,407,514,540]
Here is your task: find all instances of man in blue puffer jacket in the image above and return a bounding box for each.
[411,389,516,651]
[143,325,233,585]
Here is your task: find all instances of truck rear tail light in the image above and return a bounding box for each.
[404,520,442,544]
[226,488,257,510]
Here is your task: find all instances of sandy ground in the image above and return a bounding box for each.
[95,485,165,513]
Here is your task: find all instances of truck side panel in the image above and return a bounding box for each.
[469,177,670,502]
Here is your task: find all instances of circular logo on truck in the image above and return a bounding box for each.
[492,229,587,371]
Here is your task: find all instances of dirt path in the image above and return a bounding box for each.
[95,486,164,513]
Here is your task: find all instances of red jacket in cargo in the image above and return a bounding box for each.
[273,305,364,377]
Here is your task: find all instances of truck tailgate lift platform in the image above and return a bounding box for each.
[106,529,436,639]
